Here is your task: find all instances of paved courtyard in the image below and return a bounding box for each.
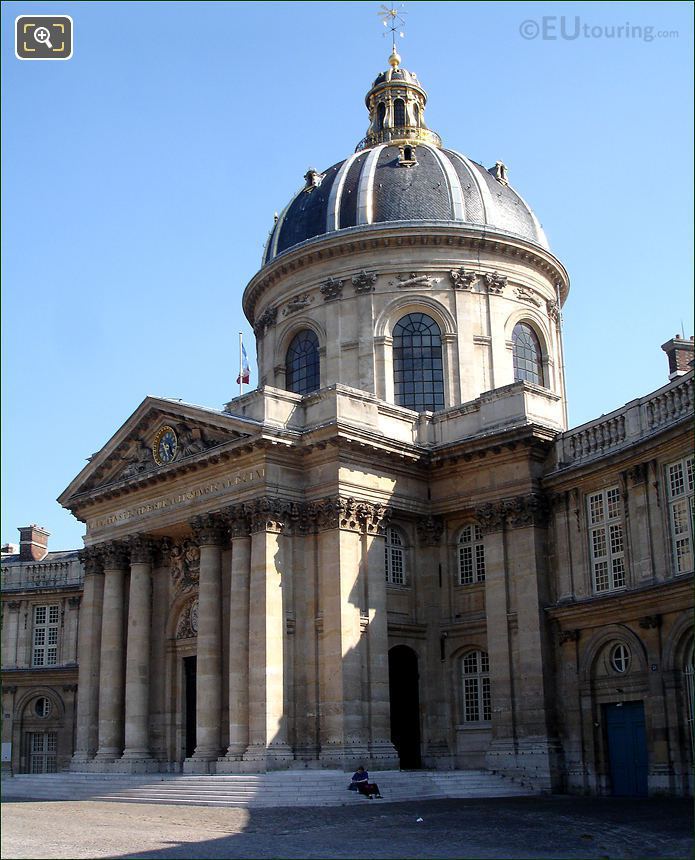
[1,795,692,859]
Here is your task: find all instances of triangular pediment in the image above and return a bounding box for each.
[59,396,257,506]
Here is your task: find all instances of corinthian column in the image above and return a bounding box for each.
[122,536,155,762]
[222,508,251,761]
[72,547,104,766]
[242,497,293,769]
[186,514,225,770]
[95,541,129,762]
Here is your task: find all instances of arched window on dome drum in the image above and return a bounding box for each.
[285,329,320,396]
[512,322,544,386]
[393,313,445,412]
[413,103,419,126]
[376,102,386,131]
[393,98,406,127]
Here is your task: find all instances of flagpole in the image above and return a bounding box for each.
[239,331,243,397]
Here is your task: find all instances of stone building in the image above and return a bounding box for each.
[1,526,83,775]
[4,49,693,794]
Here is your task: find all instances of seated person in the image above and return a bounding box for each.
[350,766,382,798]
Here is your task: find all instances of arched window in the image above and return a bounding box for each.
[461,650,491,722]
[458,525,485,585]
[376,102,386,131]
[512,322,544,385]
[413,103,420,126]
[393,313,445,412]
[385,527,406,585]
[393,98,406,127]
[285,329,320,395]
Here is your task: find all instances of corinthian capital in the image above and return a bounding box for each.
[504,493,549,529]
[190,513,227,546]
[475,502,506,535]
[244,496,292,534]
[100,541,130,569]
[128,535,157,564]
[78,546,104,575]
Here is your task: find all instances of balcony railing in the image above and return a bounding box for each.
[1,560,83,592]
[556,372,693,468]
[355,126,442,152]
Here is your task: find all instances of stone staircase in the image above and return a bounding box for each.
[1,769,536,807]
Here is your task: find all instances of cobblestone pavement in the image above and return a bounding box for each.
[1,795,692,859]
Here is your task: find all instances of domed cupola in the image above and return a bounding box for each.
[261,49,550,267]
[356,47,442,151]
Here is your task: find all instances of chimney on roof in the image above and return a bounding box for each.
[661,334,695,381]
[18,525,50,561]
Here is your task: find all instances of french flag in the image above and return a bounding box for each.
[237,342,250,385]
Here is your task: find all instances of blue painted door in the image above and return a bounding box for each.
[604,701,648,796]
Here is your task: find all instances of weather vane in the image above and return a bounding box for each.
[377,3,407,54]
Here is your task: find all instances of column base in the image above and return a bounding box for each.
[94,748,121,763]
[368,740,400,768]
[242,742,294,770]
[183,756,217,774]
[319,741,370,770]
[112,757,160,774]
[70,752,96,768]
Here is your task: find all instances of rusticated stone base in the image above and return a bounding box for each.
[485,736,564,792]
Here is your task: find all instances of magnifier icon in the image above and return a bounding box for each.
[34,26,53,49]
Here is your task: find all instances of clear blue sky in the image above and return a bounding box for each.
[2,1,693,551]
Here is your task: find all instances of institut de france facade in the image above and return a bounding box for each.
[2,48,693,796]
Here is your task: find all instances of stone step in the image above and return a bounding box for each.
[2,769,535,807]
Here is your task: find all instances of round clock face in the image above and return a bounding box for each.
[153,426,178,466]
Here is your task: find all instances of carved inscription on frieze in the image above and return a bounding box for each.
[90,468,265,530]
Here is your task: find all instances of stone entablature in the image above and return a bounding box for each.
[244,222,569,321]
[554,370,693,470]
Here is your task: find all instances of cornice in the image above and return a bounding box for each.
[546,575,694,624]
[243,222,570,323]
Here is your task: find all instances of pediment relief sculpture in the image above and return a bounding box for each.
[82,417,249,493]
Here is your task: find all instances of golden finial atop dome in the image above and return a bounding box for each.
[388,46,401,69]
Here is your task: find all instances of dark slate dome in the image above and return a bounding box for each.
[262,54,549,265]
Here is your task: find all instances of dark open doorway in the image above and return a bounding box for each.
[389,645,421,769]
[184,655,197,758]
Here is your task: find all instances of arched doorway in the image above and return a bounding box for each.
[389,645,421,769]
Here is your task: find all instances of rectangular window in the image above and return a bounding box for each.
[666,456,694,574]
[29,732,57,774]
[32,604,60,667]
[587,487,626,593]
[458,526,486,585]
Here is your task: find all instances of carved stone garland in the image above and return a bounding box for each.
[166,538,200,594]
[176,597,199,639]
